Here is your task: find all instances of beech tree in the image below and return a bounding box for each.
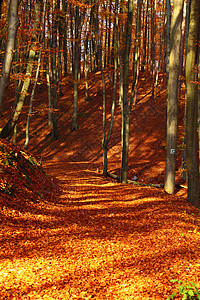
[71,5,86,131]
[0,0,42,138]
[185,0,200,207]
[164,0,184,194]
[120,0,134,184]
[0,0,19,113]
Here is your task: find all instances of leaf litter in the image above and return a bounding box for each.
[0,72,200,299]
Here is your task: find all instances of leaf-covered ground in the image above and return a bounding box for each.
[0,72,200,299]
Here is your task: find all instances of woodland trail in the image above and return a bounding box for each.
[33,153,200,300]
[1,149,200,299]
[1,74,200,299]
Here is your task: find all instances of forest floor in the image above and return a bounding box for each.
[0,71,200,299]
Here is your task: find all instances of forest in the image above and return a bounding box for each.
[0,0,200,299]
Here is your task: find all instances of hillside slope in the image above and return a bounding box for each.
[1,72,199,300]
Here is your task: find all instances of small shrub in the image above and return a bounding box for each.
[167,279,200,300]
[0,181,14,195]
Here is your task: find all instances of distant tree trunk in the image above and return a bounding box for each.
[130,0,141,110]
[71,7,86,131]
[24,0,47,148]
[177,0,186,98]
[186,0,200,207]
[0,0,19,113]
[164,0,184,194]
[57,0,63,95]
[102,0,118,176]
[45,21,52,127]
[120,0,133,184]
[181,0,191,181]
[71,7,79,131]
[62,0,68,75]
[166,0,171,91]
[51,0,59,139]
[150,0,156,109]
[141,0,148,73]
[155,0,165,100]
[84,38,90,102]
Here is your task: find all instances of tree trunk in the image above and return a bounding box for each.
[165,0,171,92]
[186,0,200,207]
[0,49,36,139]
[0,0,19,113]
[164,0,184,194]
[102,0,118,177]
[50,0,59,140]
[130,0,141,110]
[71,6,86,131]
[120,0,133,184]
[24,0,47,148]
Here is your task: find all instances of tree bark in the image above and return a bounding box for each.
[120,0,133,183]
[186,0,200,207]
[24,0,47,148]
[164,0,184,194]
[0,0,19,113]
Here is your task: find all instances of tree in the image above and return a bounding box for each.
[24,0,47,148]
[186,0,200,207]
[0,0,19,113]
[0,0,42,139]
[120,0,134,184]
[164,0,184,194]
[130,0,141,110]
[51,0,59,140]
[71,5,86,131]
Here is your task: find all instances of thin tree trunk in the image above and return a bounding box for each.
[102,0,118,176]
[151,0,156,109]
[120,0,134,183]
[71,7,86,131]
[51,0,59,140]
[166,0,171,92]
[130,0,141,110]
[155,1,165,100]
[24,0,47,148]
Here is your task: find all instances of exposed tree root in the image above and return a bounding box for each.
[106,172,186,189]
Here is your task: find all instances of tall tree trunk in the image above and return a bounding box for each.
[130,0,141,110]
[186,0,200,207]
[62,0,68,75]
[141,0,148,73]
[71,6,86,131]
[0,0,19,113]
[120,0,133,184]
[166,0,171,92]
[71,6,80,131]
[0,49,36,138]
[102,0,118,176]
[164,0,184,194]
[24,0,47,148]
[155,0,165,100]
[151,0,156,109]
[51,0,59,139]
[0,0,42,139]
